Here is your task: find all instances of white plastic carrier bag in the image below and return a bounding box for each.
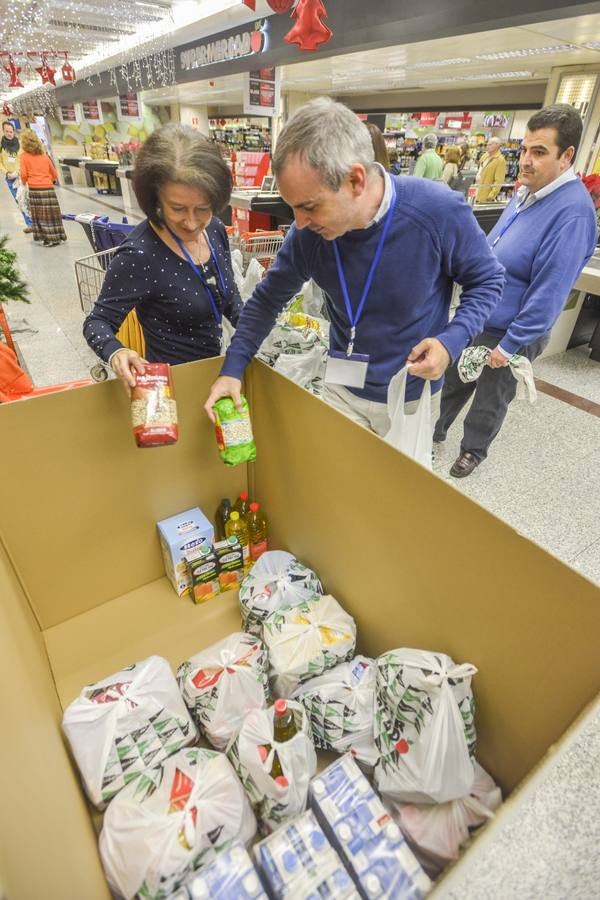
[177,632,270,751]
[226,700,317,834]
[292,655,378,768]
[374,649,477,804]
[387,762,502,877]
[239,550,323,638]
[99,747,257,900]
[62,655,197,809]
[263,594,357,698]
[274,342,328,396]
[384,366,433,470]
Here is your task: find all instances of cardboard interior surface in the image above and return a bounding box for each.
[1,356,599,900]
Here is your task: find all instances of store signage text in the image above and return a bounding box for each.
[180,22,268,71]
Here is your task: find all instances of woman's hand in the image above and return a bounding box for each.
[110,349,147,396]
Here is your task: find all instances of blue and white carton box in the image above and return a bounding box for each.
[183,843,266,900]
[254,809,359,899]
[157,507,214,597]
[309,755,431,900]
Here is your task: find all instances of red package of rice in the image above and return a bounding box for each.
[131,363,178,447]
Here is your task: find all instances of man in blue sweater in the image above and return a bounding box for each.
[434,104,597,477]
[205,97,505,448]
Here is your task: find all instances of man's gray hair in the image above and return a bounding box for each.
[488,136,502,146]
[423,133,438,150]
[272,96,374,191]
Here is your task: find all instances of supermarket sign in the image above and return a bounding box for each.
[180,20,269,71]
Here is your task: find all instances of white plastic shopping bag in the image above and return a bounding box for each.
[263,595,357,698]
[241,257,265,301]
[239,550,323,638]
[274,342,328,395]
[99,747,257,900]
[62,655,197,809]
[292,655,378,768]
[230,248,244,296]
[226,701,317,834]
[388,762,502,877]
[384,366,433,469]
[177,632,270,751]
[374,649,477,804]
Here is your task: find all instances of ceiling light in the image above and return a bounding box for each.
[460,70,532,79]
[582,41,600,49]
[405,57,471,69]
[476,45,577,59]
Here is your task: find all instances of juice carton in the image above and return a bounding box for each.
[254,810,359,899]
[184,842,267,899]
[185,543,220,604]
[157,507,214,597]
[214,536,245,591]
[309,755,431,899]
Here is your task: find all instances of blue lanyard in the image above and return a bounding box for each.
[167,226,226,325]
[490,195,527,248]
[332,180,397,356]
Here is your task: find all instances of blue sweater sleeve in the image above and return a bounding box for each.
[220,227,311,379]
[83,244,150,362]
[499,216,596,355]
[435,196,505,361]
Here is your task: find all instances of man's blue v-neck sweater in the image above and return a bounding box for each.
[221,175,505,402]
[485,177,597,355]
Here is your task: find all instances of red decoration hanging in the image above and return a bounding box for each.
[36,54,56,86]
[61,52,76,82]
[3,56,24,89]
[284,0,332,52]
[3,102,14,117]
[266,0,295,12]
[242,0,256,9]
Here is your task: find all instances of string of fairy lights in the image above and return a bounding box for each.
[0,0,178,111]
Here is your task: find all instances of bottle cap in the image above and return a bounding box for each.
[365,875,381,896]
[239,491,248,501]
[221,498,230,505]
[230,511,239,521]
[385,822,401,841]
[274,775,289,788]
[242,874,260,894]
[274,699,288,717]
[249,502,259,512]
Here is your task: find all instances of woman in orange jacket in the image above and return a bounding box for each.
[19,129,67,247]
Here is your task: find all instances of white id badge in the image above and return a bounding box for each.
[324,350,369,388]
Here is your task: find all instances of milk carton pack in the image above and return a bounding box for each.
[309,756,431,900]
[254,810,359,899]
[157,507,214,597]
[183,843,266,899]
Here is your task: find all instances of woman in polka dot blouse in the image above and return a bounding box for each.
[83,124,243,392]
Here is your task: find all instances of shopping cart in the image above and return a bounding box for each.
[75,247,145,382]
[238,230,285,273]
[64,213,134,252]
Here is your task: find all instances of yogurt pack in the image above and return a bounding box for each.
[254,809,359,899]
[182,842,267,899]
[309,755,431,899]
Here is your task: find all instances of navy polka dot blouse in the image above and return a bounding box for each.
[83,218,243,365]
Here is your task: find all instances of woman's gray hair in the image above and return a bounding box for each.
[273,97,374,191]
[422,133,438,150]
[132,123,232,223]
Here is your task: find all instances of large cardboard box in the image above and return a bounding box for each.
[0,357,598,899]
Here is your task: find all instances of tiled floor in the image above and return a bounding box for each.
[2,180,600,584]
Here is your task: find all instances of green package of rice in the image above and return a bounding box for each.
[213,396,257,466]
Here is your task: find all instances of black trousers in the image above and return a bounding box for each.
[433,330,548,462]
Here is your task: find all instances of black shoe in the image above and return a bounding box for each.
[450,451,480,478]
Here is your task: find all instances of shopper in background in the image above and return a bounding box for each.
[365,122,390,171]
[388,148,403,176]
[435,103,597,478]
[83,124,242,393]
[204,97,504,448]
[1,120,33,233]
[458,140,471,171]
[413,133,443,180]
[18,129,66,247]
[441,146,462,186]
[475,137,507,203]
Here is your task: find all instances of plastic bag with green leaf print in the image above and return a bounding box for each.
[374,649,477,805]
